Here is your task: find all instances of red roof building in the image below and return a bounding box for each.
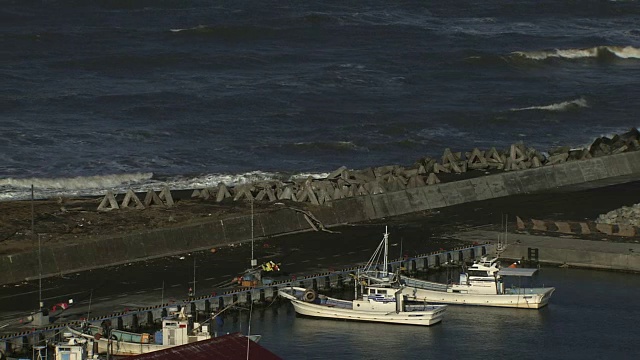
[126,333,282,360]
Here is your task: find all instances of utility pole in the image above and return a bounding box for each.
[250,200,257,267]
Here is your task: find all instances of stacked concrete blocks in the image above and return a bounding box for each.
[98,187,174,211]
[98,128,640,210]
[516,216,640,238]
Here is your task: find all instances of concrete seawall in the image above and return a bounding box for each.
[453,230,640,272]
[3,150,640,285]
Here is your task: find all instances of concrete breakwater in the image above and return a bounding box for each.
[98,128,640,209]
[3,130,640,285]
[454,230,640,272]
[516,217,640,237]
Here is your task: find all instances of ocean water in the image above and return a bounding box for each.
[2,0,640,200]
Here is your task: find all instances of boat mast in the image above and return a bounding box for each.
[250,200,256,267]
[383,226,389,275]
[354,269,359,299]
[496,213,508,257]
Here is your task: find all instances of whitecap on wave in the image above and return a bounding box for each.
[0,170,331,201]
[513,45,640,60]
[0,172,154,191]
[0,172,154,201]
[157,171,328,191]
[169,25,207,33]
[510,98,588,112]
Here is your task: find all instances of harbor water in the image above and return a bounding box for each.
[221,267,640,359]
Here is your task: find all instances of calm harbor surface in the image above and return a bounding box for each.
[225,267,639,360]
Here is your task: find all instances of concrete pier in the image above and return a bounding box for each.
[0,244,489,346]
[452,230,640,272]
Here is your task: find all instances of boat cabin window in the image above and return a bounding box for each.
[377,289,387,295]
[468,270,489,277]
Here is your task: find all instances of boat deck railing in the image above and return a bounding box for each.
[401,277,449,292]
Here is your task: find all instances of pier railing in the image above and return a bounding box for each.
[0,243,491,346]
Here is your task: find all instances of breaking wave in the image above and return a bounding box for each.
[512,46,640,60]
[0,170,330,201]
[169,24,277,40]
[510,98,589,112]
[0,172,154,190]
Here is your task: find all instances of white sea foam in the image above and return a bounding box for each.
[158,171,330,190]
[0,172,154,201]
[513,46,640,60]
[0,172,154,190]
[169,25,206,33]
[290,172,330,180]
[0,170,332,201]
[510,98,588,112]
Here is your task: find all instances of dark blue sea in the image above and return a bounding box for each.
[2,0,640,200]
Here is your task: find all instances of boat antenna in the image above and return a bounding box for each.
[354,268,359,299]
[505,214,508,245]
[496,213,508,257]
[193,257,197,297]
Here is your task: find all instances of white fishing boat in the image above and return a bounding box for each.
[52,333,99,360]
[401,256,556,309]
[66,307,260,356]
[360,228,555,309]
[278,228,447,326]
[278,284,447,326]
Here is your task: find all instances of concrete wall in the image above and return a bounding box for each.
[3,151,640,285]
[501,244,640,272]
[339,150,640,220]
[516,217,639,237]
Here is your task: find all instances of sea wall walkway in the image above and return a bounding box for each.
[3,149,640,285]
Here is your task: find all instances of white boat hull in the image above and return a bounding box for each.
[96,339,173,356]
[279,288,446,326]
[65,326,176,356]
[289,299,444,325]
[407,287,556,309]
[65,326,260,356]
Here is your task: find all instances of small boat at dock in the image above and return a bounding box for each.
[401,256,555,309]
[278,228,447,326]
[278,284,447,326]
[361,228,556,309]
[66,306,260,356]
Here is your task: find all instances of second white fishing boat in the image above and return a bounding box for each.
[360,228,555,309]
